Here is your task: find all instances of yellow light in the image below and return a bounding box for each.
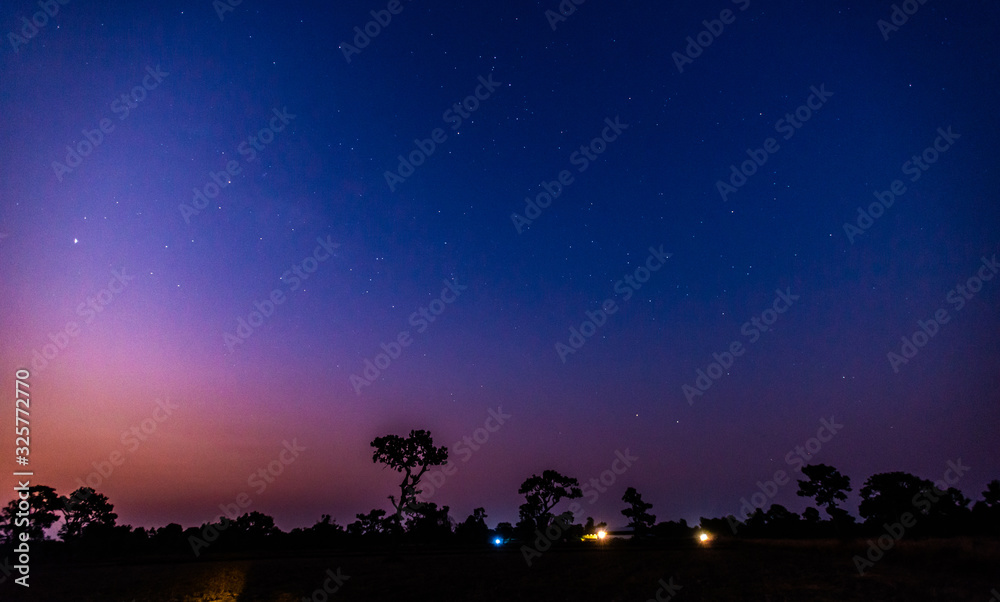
[597,530,607,540]
[699,532,710,543]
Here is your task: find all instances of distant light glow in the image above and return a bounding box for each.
[698,532,711,543]
[597,530,607,540]
[493,537,502,546]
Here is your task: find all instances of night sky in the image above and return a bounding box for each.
[1,0,998,533]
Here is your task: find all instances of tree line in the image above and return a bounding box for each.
[2,429,998,560]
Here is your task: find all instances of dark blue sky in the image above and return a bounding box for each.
[1,0,998,531]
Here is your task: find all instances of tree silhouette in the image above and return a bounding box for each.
[743,507,767,535]
[455,507,489,544]
[983,480,1000,507]
[58,487,117,541]
[621,486,656,537]
[149,522,187,554]
[924,486,972,535]
[371,429,448,530]
[494,521,515,542]
[311,514,345,538]
[404,502,453,543]
[289,514,346,550]
[517,469,582,532]
[859,471,936,528]
[583,516,608,537]
[466,507,488,528]
[651,518,694,541]
[802,506,821,523]
[348,508,389,538]
[232,511,280,541]
[796,464,852,519]
[0,484,61,542]
[763,504,800,538]
[973,480,1000,536]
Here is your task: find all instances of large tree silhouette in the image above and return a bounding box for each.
[796,464,852,522]
[371,429,448,530]
[58,487,118,540]
[621,486,656,537]
[517,469,582,532]
[858,471,935,527]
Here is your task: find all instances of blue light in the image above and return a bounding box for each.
[493,537,502,546]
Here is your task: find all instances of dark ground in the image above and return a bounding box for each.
[4,538,998,601]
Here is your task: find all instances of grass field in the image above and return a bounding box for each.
[5,538,998,601]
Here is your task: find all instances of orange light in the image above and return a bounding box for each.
[597,530,607,540]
